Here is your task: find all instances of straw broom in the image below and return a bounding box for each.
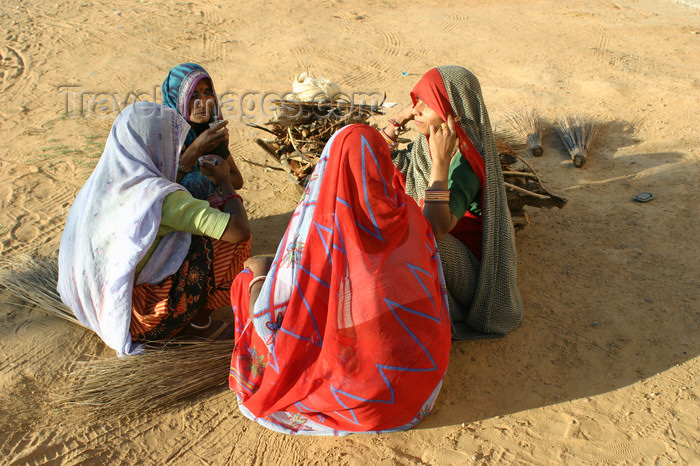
[556,115,598,168]
[0,255,81,326]
[504,108,544,157]
[64,339,235,418]
[0,256,235,417]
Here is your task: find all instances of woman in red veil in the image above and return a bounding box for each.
[228,124,451,435]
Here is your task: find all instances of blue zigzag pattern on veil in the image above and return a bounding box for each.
[326,276,441,425]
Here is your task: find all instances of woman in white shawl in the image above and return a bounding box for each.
[57,102,251,355]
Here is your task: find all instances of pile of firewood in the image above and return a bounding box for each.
[250,99,383,185]
[249,101,565,231]
[495,130,566,231]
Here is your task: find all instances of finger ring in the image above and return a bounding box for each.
[440,123,447,130]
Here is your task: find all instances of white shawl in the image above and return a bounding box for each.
[57,102,191,355]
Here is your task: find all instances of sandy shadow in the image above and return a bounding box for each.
[418,151,699,429]
[249,211,295,256]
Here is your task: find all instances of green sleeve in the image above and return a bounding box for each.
[447,154,481,219]
[159,190,230,239]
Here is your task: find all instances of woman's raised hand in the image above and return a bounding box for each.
[193,120,229,155]
[428,114,458,168]
[395,103,415,124]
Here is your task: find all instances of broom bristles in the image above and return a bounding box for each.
[556,115,598,168]
[1,256,236,418]
[504,108,543,156]
[0,255,82,326]
[62,339,235,418]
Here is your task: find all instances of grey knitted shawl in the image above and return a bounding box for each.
[393,66,524,338]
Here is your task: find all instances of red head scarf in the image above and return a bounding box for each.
[410,68,486,189]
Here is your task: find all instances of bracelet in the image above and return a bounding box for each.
[380,128,398,150]
[388,118,405,132]
[248,275,267,293]
[222,192,243,204]
[190,316,212,329]
[178,164,192,173]
[424,190,450,203]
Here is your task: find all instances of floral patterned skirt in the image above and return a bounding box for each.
[129,235,250,341]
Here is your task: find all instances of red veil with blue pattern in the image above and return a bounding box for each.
[228,124,451,435]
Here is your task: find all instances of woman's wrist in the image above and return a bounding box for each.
[180,145,200,167]
[218,180,235,195]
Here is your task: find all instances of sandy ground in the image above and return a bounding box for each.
[1,0,699,464]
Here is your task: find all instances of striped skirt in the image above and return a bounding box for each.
[129,235,251,340]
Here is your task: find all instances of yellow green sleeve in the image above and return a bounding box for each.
[136,191,230,274]
[159,190,230,239]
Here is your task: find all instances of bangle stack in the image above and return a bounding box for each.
[424,189,450,204]
[178,164,192,173]
[388,118,406,133]
[222,192,243,204]
[248,275,267,293]
[380,128,398,150]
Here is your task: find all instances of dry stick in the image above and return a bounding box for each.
[502,171,539,178]
[238,155,284,171]
[244,122,279,137]
[513,153,546,189]
[503,182,551,199]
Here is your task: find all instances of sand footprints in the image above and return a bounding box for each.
[342,61,393,88]
[0,46,25,92]
[202,32,227,60]
[440,14,468,33]
[199,6,225,25]
[380,31,402,58]
[593,33,617,65]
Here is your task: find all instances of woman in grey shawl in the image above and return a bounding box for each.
[380,66,524,339]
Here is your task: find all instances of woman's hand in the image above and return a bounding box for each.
[423,114,459,240]
[428,114,458,169]
[245,255,274,319]
[178,121,229,170]
[198,154,230,185]
[395,103,415,125]
[383,103,415,143]
[193,120,229,155]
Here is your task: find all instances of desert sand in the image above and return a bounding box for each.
[1,0,699,464]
